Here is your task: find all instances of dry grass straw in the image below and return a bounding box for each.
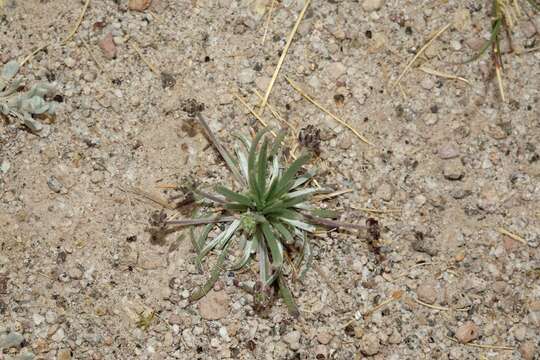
[393,23,451,86]
[261,0,277,45]
[496,227,528,245]
[445,336,514,351]
[62,0,91,44]
[258,0,312,115]
[253,89,296,128]
[414,298,469,312]
[285,76,375,147]
[363,290,404,317]
[131,42,159,74]
[419,66,472,86]
[352,205,401,214]
[21,0,91,66]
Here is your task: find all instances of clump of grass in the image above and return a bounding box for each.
[0,60,59,135]
[153,113,364,316]
[466,0,539,101]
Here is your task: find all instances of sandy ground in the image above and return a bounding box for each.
[1,0,540,359]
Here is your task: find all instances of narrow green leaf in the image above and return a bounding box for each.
[216,219,241,249]
[278,274,299,318]
[229,236,255,270]
[270,130,286,157]
[273,221,295,245]
[235,146,249,180]
[290,169,317,190]
[197,220,240,262]
[191,242,231,301]
[281,218,316,233]
[262,196,308,215]
[285,187,321,200]
[248,128,271,206]
[462,18,502,64]
[190,223,213,271]
[261,222,283,270]
[273,154,311,199]
[215,185,253,206]
[256,139,269,199]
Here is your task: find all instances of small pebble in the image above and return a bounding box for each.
[282,331,301,351]
[438,143,460,159]
[376,182,394,201]
[421,78,435,90]
[238,69,256,84]
[339,136,352,150]
[0,331,24,349]
[520,341,537,360]
[360,333,380,356]
[128,0,151,11]
[326,62,346,81]
[455,321,480,344]
[0,159,10,174]
[45,310,57,324]
[442,159,464,180]
[64,57,76,68]
[57,348,72,360]
[316,331,333,345]
[33,313,45,325]
[90,171,105,184]
[198,290,229,320]
[99,32,117,59]
[362,0,385,12]
[416,281,437,304]
[47,176,64,193]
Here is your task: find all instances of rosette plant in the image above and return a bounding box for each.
[157,113,363,315]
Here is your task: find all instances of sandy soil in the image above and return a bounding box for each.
[1,0,539,359]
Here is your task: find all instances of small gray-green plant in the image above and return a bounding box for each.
[0,61,58,134]
[155,113,364,316]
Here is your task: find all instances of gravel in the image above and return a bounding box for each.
[1,0,538,358]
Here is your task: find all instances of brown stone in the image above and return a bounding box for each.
[198,290,230,320]
[455,321,480,343]
[128,0,152,11]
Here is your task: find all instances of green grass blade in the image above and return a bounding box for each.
[270,130,286,157]
[278,274,299,317]
[257,231,270,283]
[197,220,240,262]
[256,139,269,198]
[261,222,283,270]
[229,236,255,270]
[268,208,300,221]
[248,129,271,206]
[281,218,316,233]
[285,187,320,200]
[190,242,231,301]
[272,221,295,245]
[215,185,253,206]
[290,169,316,190]
[462,17,502,64]
[262,196,308,215]
[235,146,249,180]
[273,154,311,199]
[217,219,241,249]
